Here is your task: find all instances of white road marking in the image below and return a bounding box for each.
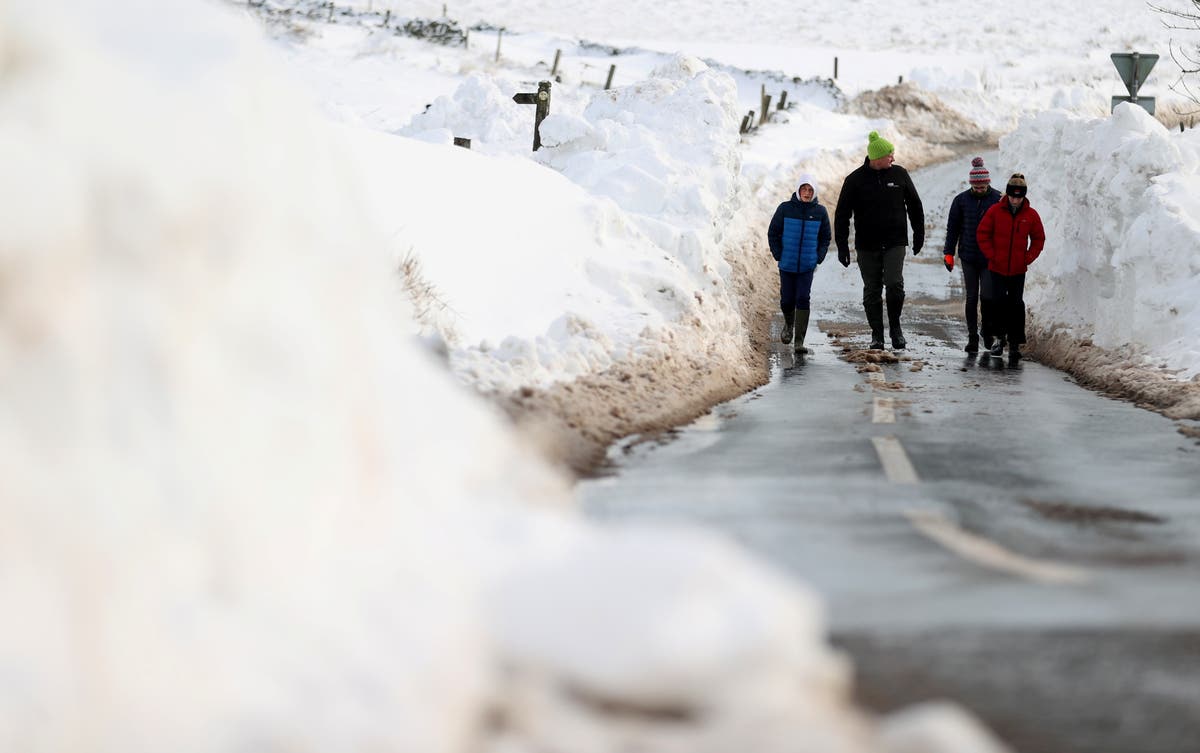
[904,509,1091,585]
[871,436,919,483]
[873,397,896,423]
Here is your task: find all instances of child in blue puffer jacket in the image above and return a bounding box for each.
[767,173,831,353]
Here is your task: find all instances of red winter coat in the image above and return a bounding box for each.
[976,199,1046,276]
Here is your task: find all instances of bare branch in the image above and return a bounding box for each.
[1149,1,1200,104]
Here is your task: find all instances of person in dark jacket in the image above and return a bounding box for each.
[768,173,831,353]
[976,173,1046,365]
[834,131,925,350]
[943,156,1002,354]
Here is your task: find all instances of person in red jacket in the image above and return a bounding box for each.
[976,173,1045,364]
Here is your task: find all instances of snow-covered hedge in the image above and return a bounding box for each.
[394,59,754,392]
[1004,104,1200,379]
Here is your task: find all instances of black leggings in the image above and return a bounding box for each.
[981,270,1027,345]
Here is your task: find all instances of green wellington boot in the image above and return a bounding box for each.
[794,309,811,354]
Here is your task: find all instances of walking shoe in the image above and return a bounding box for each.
[965,333,979,354]
[1008,345,1022,365]
[869,337,885,350]
[891,333,907,350]
[780,321,793,345]
[989,341,1004,358]
[794,343,809,355]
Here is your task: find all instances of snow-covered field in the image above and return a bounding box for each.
[3,0,1200,749]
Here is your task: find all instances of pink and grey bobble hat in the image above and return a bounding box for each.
[968,156,990,186]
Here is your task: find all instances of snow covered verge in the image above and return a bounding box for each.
[0,2,1010,752]
[1003,104,1200,420]
[372,57,779,470]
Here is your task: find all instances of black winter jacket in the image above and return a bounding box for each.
[834,159,924,255]
[943,186,1001,265]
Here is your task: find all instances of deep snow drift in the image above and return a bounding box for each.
[1004,104,1200,418]
[1008,104,1200,379]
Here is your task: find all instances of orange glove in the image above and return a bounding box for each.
[943,254,955,272]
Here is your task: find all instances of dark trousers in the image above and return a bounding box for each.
[858,246,906,334]
[961,260,985,335]
[858,246,906,305]
[981,270,1026,345]
[779,269,816,312]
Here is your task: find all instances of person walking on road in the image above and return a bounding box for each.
[943,156,1002,354]
[768,172,831,354]
[976,173,1046,365]
[834,130,925,350]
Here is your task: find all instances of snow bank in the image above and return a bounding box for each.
[379,56,756,392]
[0,2,503,750]
[1003,104,1200,379]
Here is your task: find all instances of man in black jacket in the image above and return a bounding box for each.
[834,131,925,350]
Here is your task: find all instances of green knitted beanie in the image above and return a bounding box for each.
[866,130,895,160]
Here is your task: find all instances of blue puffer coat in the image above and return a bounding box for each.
[944,186,1002,265]
[768,174,831,273]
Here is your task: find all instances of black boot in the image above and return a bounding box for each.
[990,339,1005,358]
[780,308,794,345]
[794,309,811,354]
[965,332,979,354]
[1008,344,1022,365]
[865,300,885,349]
[886,295,906,350]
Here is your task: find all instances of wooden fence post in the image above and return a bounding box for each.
[778,90,788,110]
[760,95,772,124]
[834,56,838,79]
[453,137,471,149]
[495,28,503,62]
[382,9,390,26]
[605,64,616,90]
[551,49,562,76]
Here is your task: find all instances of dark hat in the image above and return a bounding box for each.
[1005,173,1027,198]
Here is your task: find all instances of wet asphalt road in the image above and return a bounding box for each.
[579,153,1200,751]
[581,305,1200,753]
